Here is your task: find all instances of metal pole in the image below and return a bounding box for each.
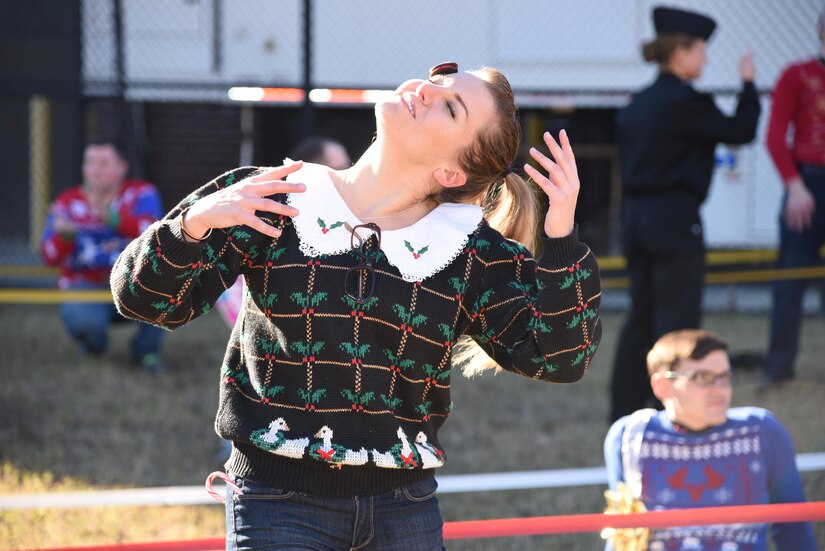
[239,105,255,166]
[300,0,315,139]
[212,0,223,73]
[112,0,125,101]
[112,0,147,178]
[29,96,52,252]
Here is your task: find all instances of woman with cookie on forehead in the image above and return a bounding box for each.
[112,61,602,549]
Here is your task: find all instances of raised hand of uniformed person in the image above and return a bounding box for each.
[180,162,306,241]
[524,130,580,238]
[739,50,756,82]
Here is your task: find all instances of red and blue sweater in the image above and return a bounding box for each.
[41,180,163,288]
[605,407,816,550]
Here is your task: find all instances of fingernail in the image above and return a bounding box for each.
[297,184,306,190]
[292,208,300,216]
[561,129,567,136]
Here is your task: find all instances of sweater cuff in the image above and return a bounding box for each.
[539,224,581,264]
[156,217,208,264]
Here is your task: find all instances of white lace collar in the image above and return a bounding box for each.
[285,162,483,282]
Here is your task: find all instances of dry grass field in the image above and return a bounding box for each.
[1,297,823,550]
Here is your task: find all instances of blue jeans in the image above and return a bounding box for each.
[766,164,825,381]
[60,282,165,360]
[225,475,445,551]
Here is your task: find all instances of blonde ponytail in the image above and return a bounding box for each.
[484,172,541,256]
[435,67,545,377]
[454,173,542,378]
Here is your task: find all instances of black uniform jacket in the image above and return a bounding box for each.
[617,72,761,254]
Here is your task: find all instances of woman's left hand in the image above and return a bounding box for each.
[524,129,580,238]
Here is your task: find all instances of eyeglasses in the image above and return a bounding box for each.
[344,223,381,305]
[663,370,733,388]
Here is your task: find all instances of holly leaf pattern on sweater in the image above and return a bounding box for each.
[403,240,429,259]
[317,218,344,234]
[109,173,602,489]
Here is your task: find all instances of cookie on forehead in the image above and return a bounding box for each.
[429,61,458,78]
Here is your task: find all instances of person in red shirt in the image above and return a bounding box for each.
[763,10,825,388]
[41,141,166,371]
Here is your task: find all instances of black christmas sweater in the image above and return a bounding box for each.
[111,163,602,496]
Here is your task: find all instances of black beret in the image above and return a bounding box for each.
[653,6,716,40]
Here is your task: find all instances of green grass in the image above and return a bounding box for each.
[1,302,823,549]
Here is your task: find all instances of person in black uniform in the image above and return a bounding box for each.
[609,6,761,422]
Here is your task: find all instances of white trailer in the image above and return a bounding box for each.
[81,0,821,247]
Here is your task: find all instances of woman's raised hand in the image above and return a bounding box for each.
[181,162,306,241]
[739,49,756,82]
[524,130,580,238]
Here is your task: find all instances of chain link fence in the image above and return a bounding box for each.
[1,0,821,281]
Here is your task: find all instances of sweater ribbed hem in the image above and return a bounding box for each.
[225,442,435,497]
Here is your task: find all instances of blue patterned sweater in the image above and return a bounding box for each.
[604,407,817,550]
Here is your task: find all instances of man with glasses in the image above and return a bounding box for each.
[603,329,816,550]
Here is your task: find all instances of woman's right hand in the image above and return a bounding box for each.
[181,162,306,241]
[784,177,816,233]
